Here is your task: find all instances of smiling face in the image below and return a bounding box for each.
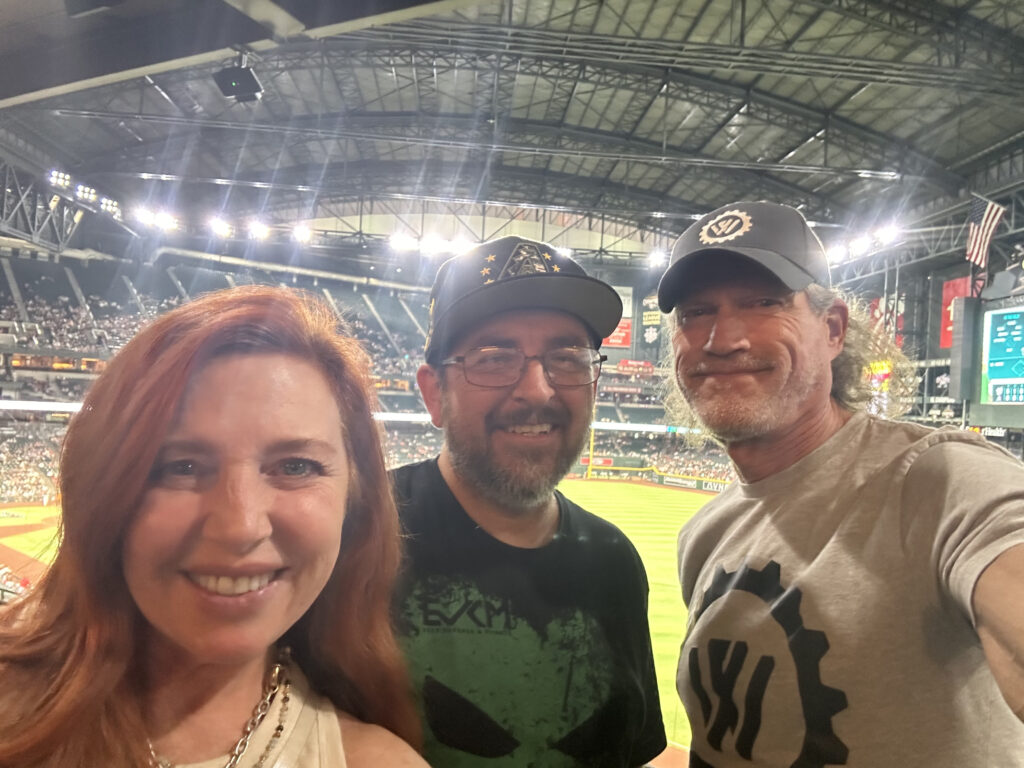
[671,257,843,444]
[420,309,597,511]
[123,352,349,667]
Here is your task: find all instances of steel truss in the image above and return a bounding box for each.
[0,160,85,251]
[834,183,1024,287]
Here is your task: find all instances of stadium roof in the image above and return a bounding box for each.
[0,0,1022,283]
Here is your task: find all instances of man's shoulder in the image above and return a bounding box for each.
[390,458,440,495]
[557,491,644,556]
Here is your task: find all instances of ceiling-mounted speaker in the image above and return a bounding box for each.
[213,65,264,103]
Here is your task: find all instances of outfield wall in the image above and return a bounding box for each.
[574,458,730,494]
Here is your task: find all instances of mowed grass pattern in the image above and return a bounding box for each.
[557,478,714,749]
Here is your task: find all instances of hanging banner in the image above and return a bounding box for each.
[940,276,972,349]
[603,286,634,348]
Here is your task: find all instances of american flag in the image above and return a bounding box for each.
[965,196,1006,270]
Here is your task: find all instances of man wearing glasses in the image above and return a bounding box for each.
[392,236,666,767]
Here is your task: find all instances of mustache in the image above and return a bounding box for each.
[487,405,570,429]
[683,357,774,377]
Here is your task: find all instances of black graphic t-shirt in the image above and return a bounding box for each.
[392,459,666,767]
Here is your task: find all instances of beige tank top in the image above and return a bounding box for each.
[178,665,347,768]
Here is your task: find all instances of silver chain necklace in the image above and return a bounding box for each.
[147,649,292,768]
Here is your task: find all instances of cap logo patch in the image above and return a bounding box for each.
[699,209,752,245]
[499,242,550,279]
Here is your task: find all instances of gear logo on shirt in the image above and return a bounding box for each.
[682,560,849,767]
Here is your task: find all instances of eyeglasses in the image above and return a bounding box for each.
[442,346,607,388]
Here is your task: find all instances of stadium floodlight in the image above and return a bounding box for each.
[292,224,312,243]
[450,237,474,255]
[420,234,449,257]
[827,245,848,264]
[100,197,120,216]
[48,169,71,189]
[389,232,418,252]
[875,224,900,245]
[154,211,178,231]
[248,220,270,240]
[75,184,97,202]
[849,235,872,258]
[134,207,156,226]
[648,249,667,268]
[209,217,233,238]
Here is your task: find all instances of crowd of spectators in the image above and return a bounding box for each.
[0,422,62,504]
[589,432,735,481]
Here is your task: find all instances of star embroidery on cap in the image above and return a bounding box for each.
[480,267,492,276]
[485,254,496,262]
[542,252,552,260]
[552,265,561,272]
[484,278,495,284]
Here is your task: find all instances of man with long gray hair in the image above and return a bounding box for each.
[658,201,1024,766]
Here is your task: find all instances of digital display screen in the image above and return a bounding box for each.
[981,307,1024,404]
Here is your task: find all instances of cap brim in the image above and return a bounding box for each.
[427,274,623,362]
[657,247,815,312]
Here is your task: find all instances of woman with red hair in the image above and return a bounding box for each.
[0,286,425,767]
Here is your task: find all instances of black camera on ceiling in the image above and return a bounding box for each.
[213,65,263,103]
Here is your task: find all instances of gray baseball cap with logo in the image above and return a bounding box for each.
[657,201,831,312]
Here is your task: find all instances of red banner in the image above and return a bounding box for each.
[940,276,971,349]
[603,319,632,348]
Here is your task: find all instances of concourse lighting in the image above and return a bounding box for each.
[389,232,419,252]
[48,170,71,189]
[248,220,270,240]
[849,235,872,258]
[648,249,668,268]
[209,217,233,238]
[875,224,900,245]
[292,224,312,243]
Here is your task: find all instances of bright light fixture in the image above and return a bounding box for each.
[449,237,474,255]
[875,224,900,245]
[420,234,449,257]
[248,220,270,240]
[849,236,872,257]
[292,224,312,243]
[134,208,156,226]
[389,232,419,252]
[827,245,848,264]
[154,211,178,231]
[209,217,233,238]
[648,249,668,267]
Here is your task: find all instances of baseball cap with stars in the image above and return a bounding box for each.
[423,235,623,364]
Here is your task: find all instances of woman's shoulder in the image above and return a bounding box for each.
[337,713,429,767]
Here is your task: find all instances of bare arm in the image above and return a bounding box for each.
[339,714,429,767]
[973,542,1024,721]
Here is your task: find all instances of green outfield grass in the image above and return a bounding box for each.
[558,478,713,748]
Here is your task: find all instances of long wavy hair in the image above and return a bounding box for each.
[0,285,421,766]
[663,283,916,443]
